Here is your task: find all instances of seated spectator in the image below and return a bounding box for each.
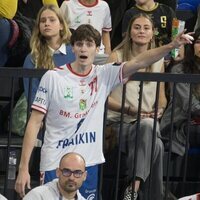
[161,28,200,156]
[18,0,58,19]
[0,0,18,66]
[60,0,112,64]
[14,23,193,199]
[156,0,177,11]
[122,0,176,47]
[107,13,167,200]
[23,4,75,104]
[23,152,87,200]
[104,0,134,49]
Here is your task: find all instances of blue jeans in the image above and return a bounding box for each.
[0,18,11,66]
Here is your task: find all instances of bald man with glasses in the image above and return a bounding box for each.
[23,152,87,200]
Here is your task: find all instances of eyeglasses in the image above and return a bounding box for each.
[59,168,85,178]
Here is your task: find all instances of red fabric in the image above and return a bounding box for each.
[8,19,20,48]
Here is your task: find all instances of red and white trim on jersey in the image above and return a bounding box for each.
[32,63,125,171]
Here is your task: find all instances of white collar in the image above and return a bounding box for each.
[49,43,67,55]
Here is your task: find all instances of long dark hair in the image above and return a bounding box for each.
[183,28,200,74]
[182,28,200,99]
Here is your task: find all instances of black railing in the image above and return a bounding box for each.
[0,68,200,199]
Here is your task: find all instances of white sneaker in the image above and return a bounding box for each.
[123,186,138,200]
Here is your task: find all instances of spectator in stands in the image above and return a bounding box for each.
[60,0,112,64]
[161,28,200,157]
[0,0,18,66]
[18,0,58,19]
[23,152,86,200]
[107,13,166,200]
[156,0,177,11]
[15,24,193,199]
[23,4,75,104]
[122,0,176,47]
[104,0,134,49]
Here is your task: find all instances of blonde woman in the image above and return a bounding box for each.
[107,13,167,200]
[23,4,75,103]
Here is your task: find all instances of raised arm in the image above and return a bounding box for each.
[123,31,193,78]
[15,110,44,198]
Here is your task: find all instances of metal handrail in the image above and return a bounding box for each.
[1,68,200,199]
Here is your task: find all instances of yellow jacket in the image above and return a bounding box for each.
[42,0,58,6]
[0,0,17,19]
[0,0,58,19]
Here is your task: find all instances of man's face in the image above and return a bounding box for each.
[72,40,98,68]
[57,155,87,193]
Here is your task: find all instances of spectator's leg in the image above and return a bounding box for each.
[127,118,163,199]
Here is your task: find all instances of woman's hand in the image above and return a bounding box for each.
[138,108,164,119]
[171,30,194,48]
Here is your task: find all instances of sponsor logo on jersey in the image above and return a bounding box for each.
[35,97,46,105]
[75,16,81,24]
[87,11,92,16]
[87,193,95,200]
[56,131,96,149]
[75,118,85,133]
[59,110,72,118]
[79,80,87,94]
[59,101,98,119]
[79,99,87,110]
[64,86,73,100]
[38,86,47,93]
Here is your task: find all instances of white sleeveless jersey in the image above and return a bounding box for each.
[32,63,123,171]
[60,0,112,54]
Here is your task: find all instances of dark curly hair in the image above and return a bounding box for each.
[70,24,101,47]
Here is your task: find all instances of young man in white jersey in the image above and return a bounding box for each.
[15,24,193,199]
[60,0,112,64]
[23,152,86,200]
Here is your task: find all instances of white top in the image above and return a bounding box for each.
[32,63,124,171]
[60,0,112,54]
[23,179,86,200]
[108,50,164,123]
[48,43,67,55]
[0,194,7,200]
[179,193,200,200]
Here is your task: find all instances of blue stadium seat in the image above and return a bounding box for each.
[177,0,199,12]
